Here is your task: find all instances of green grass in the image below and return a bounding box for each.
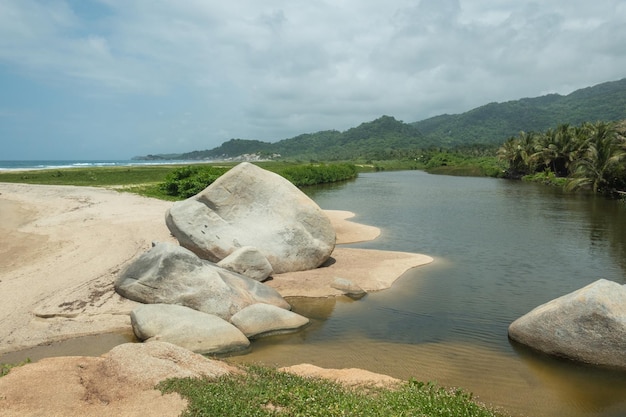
[0,162,362,200]
[0,165,182,199]
[158,364,506,417]
[522,170,570,187]
[0,165,178,186]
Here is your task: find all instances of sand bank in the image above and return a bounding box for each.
[0,183,432,355]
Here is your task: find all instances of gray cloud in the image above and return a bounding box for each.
[0,0,625,158]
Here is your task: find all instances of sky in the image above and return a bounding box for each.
[1,1,625,160]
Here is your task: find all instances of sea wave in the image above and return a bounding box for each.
[0,160,211,171]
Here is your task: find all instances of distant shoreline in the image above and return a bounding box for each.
[0,159,215,171]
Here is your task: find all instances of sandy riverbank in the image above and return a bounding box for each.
[0,182,432,356]
[0,182,434,416]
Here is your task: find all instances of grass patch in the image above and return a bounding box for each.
[1,358,31,378]
[0,162,361,200]
[0,166,178,187]
[522,170,569,187]
[158,364,506,417]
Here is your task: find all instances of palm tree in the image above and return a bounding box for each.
[497,131,538,178]
[533,124,585,177]
[567,122,626,195]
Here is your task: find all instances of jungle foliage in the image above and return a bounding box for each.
[412,78,626,147]
[497,121,626,196]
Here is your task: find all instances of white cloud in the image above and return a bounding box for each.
[0,0,625,158]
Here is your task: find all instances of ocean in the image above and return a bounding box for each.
[0,160,206,171]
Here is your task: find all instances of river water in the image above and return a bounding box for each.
[2,170,625,416]
[228,170,626,417]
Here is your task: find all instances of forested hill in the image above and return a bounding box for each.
[412,78,626,146]
[135,77,626,161]
[174,115,431,161]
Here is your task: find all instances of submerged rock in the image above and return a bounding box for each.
[165,162,336,274]
[131,303,250,355]
[331,277,367,299]
[508,278,626,370]
[115,242,290,320]
[230,303,310,339]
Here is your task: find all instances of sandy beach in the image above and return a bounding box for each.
[0,182,433,416]
[0,182,432,356]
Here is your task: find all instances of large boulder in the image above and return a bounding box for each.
[230,303,310,339]
[165,162,336,274]
[115,242,290,320]
[508,279,626,370]
[131,304,250,355]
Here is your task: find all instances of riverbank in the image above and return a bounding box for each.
[0,182,438,416]
[0,182,433,356]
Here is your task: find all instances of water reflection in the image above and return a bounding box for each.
[230,171,626,417]
[4,172,623,417]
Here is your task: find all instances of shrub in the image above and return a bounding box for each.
[278,163,358,187]
[159,165,229,198]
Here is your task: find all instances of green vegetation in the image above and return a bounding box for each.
[0,165,188,199]
[1,358,31,378]
[165,115,433,161]
[412,78,626,147]
[418,148,505,177]
[497,121,626,196]
[276,163,358,186]
[0,165,182,197]
[0,165,180,187]
[158,162,359,199]
[158,364,505,417]
[160,165,230,198]
[0,162,361,200]
[137,78,626,162]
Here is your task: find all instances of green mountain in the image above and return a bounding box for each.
[135,77,626,161]
[172,115,431,161]
[412,78,626,146]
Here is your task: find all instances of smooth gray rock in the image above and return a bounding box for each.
[217,246,273,281]
[508,279,626,370]
[131,303,250,355]
[331,277,367,299]
[165,162,336,274]
[230,303,310,339]
[115,242,290,320]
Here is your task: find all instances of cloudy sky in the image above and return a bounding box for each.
[1,0,625,160]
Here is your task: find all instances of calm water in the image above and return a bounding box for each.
[2,170,625,416]
[228,170,626,417]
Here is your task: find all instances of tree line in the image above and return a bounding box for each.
[497,121,626,196]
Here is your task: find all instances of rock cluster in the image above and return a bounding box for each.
[114,162,339,354]
[115,242,309,355]
[116,242,289,320]
[508,279,626,370]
